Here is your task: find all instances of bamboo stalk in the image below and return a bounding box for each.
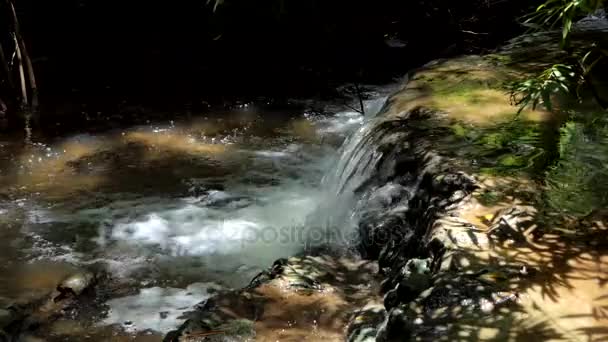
[8,0,37,111]
[21,41,38,111]
[13,34,27,108]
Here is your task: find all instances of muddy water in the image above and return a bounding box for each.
[0,96,389,338]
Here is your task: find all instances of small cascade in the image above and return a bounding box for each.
[322,94,391,194]
[324,118,391,195]
[310,95,404,244]
[363,96,389,118]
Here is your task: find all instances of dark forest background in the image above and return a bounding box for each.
[1,0,539,129]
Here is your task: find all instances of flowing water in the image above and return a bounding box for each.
[0,90,393,338]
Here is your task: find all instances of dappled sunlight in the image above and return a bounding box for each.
[175,254,383,342]
[248,256,381,342]
[503,239,608,342]
[2,2,606,341]
[10,137,112,197]
[384,55,551,126]
[469,175,540,214]
[123,131,230,160]
[438,195,608,341]
[431,88,549,125]
[3,119,259,201]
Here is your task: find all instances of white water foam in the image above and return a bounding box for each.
[109,185,325,266]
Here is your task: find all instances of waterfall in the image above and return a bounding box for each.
[324,118,391,195]
[322,93,392,193]
[364,96,389,118]
[309,95,402,245]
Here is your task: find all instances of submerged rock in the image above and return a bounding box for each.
[56,271,96,299]
[0,268,102,341]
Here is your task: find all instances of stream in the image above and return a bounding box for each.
[0,89,393,338]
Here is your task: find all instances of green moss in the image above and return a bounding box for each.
[545,116,608,217]
[484,53,513,65]
[431,81,486,98]
[479,132,506,149]
[477,190,506,206]
[451,123,468,137]
[442,119,548,177]
[498,154,526,167]
[219,319,256,337]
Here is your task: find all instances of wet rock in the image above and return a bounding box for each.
[168,317,256,342]
[55,271,96,300]
[283,272,323,290]
[432,173,476,195]
[0,268,103,342]
[0,307,22,340]
[429,218,490,253]
[376,307,413,342]
[488,205,538,242]
[218,319,255,339]
[346,304,387,342]
[168,253,382,341]
[0,308,16,329]
[361,214,412,260]
[16,334,46,342]
[384,258,433,309]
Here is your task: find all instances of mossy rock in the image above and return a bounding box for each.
[218,319,256,338]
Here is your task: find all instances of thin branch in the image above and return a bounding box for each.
[344,103,363,114]
[461,30,490,35]
[354,82,365,115]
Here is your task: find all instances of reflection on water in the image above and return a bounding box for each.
[0,95,389,337]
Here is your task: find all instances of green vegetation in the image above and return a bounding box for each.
[450,120,547,176]
[546,113,608,216]
[512,0,607,111]
[504,0,608,219]
[524,0,604,48]
[508,64,579,112]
